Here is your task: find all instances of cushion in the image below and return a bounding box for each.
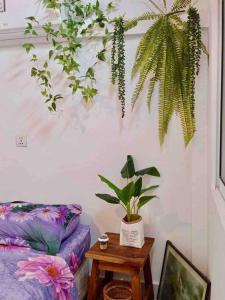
[0,202,82,255]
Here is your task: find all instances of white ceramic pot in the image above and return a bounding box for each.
[120,216,144,248]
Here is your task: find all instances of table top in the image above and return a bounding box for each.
[85,232,155,267]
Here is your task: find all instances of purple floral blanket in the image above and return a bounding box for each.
[0,224,90,300]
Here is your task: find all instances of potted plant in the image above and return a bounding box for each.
[96,155,160,248]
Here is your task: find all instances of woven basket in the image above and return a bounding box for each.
[103,281,132,300]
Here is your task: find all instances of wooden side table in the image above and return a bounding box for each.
[85,232,155,300]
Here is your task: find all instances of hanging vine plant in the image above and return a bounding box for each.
[125,0,208,146]
[23,0,208,147]
[111,17,126,118]
[23,0,115,111]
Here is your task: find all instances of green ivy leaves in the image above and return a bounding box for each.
[23,0,114,111]
[111,17,126,118]
[22,43,35,53]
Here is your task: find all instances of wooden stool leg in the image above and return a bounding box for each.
[131,269,142,300]
[105,270,113,283]
[87,260,100,300]
[143,255,154,300]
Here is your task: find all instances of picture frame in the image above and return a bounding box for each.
[157,241,211,300]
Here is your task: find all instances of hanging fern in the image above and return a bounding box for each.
[126,0,207,146]
[111,17,126,118]
[172,0,191,12]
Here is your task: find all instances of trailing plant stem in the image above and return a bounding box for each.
[111,17,126,118]
[166,10,185,17]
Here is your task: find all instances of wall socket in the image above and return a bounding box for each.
[16,136,27,147]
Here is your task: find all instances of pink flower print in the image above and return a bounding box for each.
[0,205,11,220]
[69,252,80,274]
[56,207,69,224]
[68,205,82,215]
[0,238,30,252]
[16,255,74,300]
[11,212,34,222]
[34,207,59,222]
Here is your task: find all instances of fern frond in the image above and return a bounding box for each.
[158,20,171,145]
[131,37,164,108]
[124,12,161,31]
[158,44,168,145]
[175,41,194,144]
[169,22,184,112]
[163,41,176,130]
[147,76,157,111]
[172,0,191,12]
[178,94,196,146]
[135,18,163,60]
[171,15,186,30]
[132,18,164,78]
[131,68,150,109]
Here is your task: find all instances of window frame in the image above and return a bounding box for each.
[217,0,225,198]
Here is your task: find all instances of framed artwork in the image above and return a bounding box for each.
[157,241,211,300]
[0,0,5,13]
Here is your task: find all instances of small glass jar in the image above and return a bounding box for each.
[98,234,109,250]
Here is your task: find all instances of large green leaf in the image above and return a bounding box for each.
[141,185,159,195]
[121,182,135,205]
[137,195,157,210]
[135,167,160,177]
[121,155,135,179]
[98,175,122,198]
[95,194,120,204]
[134,177,142,197]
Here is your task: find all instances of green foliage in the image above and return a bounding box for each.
[121,154,135,178]
[23,0,115,111]
[95,194,120,204]
[124,12,161,31]
[135,167,160,177]
[111,17,126,118]
[96,155,160,222]
[187,7,202,119]
[22,43,35,53]
[126,0,207,146]
[172,0,191,11]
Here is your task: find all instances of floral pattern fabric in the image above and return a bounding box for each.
[0,202,82,255]
[16,255,74,300]
[0,224,90,300]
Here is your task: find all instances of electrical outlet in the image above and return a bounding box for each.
[16,136,27,147]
